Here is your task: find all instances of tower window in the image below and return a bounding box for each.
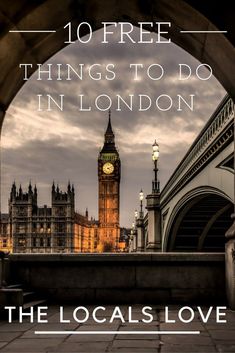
[56,223,65,233]
[18,238,26,246]
[57,207,65,216]
[57,238,65,247]
[40,238,44,247]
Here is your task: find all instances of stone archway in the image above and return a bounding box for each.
[164,187,233,252]
[0,0,235,308]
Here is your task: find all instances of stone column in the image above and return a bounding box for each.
[0,258,3,288]
[0,111,8,287]
[225,106,235,309]
[0,252,8,288]
[225,231,235,309]
[132,229,137,252]
[136,218,145,251]
[129,234,133,252]
[0,109,5,222]
[146,193,161,251]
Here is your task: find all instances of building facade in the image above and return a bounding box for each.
[74,211,99,252]
[0,114,125,253]
[0,214,11,253]
[0,182,100,254]
[8,182,75,253]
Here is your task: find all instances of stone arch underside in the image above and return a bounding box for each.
[0,0,235,130]
[166,192,233,252]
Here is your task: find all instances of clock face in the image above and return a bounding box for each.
[103,162,114,174]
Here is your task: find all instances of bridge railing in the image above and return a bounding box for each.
[161,95,234,203]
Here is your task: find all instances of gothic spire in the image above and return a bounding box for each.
[28,180,32,193]
[11,181,16,200]
[104,110,114,144]
[101,111,118,153]
[11,181,16,192]
[52,181,55,193]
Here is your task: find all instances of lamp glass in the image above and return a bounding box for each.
[152,150,159,161]
[152,144,159,152]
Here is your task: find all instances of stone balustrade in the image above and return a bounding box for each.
[8,253,225,304]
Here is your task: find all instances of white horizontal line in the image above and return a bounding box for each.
[9,30,227,34]
[35,330,200,335]
[180,30,227,33]
[9,30,56,33]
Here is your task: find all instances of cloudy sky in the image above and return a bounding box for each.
[1,26,225,226]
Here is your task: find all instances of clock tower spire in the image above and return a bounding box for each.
[98,111,121,252]
[102,110,116,150]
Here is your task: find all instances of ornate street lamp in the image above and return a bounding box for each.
[152,140,160,193]
[131,221,137,252]
[139,189,144,218]
[134,209,138,220]
[129,228,134,252]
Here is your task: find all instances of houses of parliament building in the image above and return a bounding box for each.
[0,114,127,253]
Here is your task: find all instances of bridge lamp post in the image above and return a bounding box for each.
[139,189,144,219]
[146,140,161,251]
[135,209,138,220]
[152,140,160,193]
[131,221,137,252]
[129,229,134,253]
[136,190,145,252]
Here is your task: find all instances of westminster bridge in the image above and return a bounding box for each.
[130,95,233,253]
[161,95,234,252]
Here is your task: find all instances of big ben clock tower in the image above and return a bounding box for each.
[98,111,121,252]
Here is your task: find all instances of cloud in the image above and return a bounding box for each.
[1,26,225,226]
